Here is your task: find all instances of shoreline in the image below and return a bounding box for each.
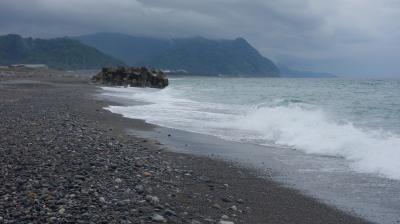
[101,83,400,224]
[0,73,372,223]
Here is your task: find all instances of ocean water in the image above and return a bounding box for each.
[102,77,400,180]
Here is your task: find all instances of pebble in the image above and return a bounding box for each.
[143,171,152,177]
[152,213,166,222]
[199,176,211,182]
[212,203,221,209]
[145,195,160,204]
[99,197,106,203]
[221,215,229,219]
[164,209,176,216]
[222,197,232,203]
[218,221,234,224]
[230,205,237,211]
[58,207,66,215]
[135,185,144,194]
[0,79,262,224]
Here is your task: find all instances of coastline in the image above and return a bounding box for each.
[0,73,372,223]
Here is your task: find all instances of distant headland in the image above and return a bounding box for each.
[0,33,335,78]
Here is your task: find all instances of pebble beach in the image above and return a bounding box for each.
[0,71,372,224]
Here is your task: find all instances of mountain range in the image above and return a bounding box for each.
[0,34,124,70]
[76,33,280,76]
[0,32,335,77]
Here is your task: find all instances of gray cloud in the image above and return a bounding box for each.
[0,0,399,77]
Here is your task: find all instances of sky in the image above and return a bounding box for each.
[0,0,399,77]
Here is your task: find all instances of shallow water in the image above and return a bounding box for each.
[100,77,400,223]
[102,77,400,180]
[135,127,400,224]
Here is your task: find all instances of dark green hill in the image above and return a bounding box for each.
[77,33,279,76]
[0,34,125,70]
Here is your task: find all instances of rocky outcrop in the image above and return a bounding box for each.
[92,67,168,89]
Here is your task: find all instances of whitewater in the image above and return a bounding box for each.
[102,77,400,181]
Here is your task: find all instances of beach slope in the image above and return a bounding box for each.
[0,73,371,223]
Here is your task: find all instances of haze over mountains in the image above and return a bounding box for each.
[278,64,336,78]
[77,33,280,76]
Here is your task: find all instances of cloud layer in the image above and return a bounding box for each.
[1,0,399,76]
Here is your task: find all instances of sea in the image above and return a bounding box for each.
[101,77,400,223]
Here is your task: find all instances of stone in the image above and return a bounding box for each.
[164,209,176,216]
[218,221,234,224]
[99,197,106,203]
[229,205,237,211]
[143,172,152,177]
[221,197,232,203]
[145,195,160,204]
[135,185,144,194]
[212,203,221,209]
[152,213,166,222]
[199,176,211,182]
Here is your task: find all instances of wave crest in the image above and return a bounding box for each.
[228,104,400,179]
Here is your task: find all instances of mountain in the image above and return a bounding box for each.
[278,64,336,78]
[77,33,170,67]
[0,34,125,70]
[76,33,279,76]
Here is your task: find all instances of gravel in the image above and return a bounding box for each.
[0,73,373,224]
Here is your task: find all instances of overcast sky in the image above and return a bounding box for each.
[1,0,399,77]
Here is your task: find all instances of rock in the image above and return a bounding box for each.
[164,209,176,216]
[115,178,122,183]
[221,215,229,220]
[221,197,232,203]
[58,207,66,215]
[145,195,160,204]
[199,176,211,182]
[152,213,166,222]
[218,221,234,224]
[99,197,106,203]
[92,67,169,89]
[134,185,144,194]
[236,199,244,204]
[212,203,221,209]
[229,205,237,211]
[143,171,152,177]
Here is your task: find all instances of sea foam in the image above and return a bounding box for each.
[102,85,400,180]
[228,103,400,179]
